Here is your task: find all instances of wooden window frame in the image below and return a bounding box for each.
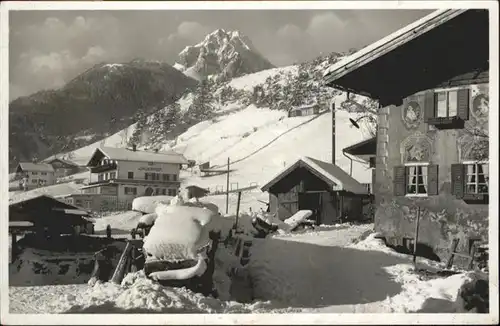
[424,87,469,129]
[405,162,430,198]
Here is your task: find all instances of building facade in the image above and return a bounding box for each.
[324,9,490,262]
[15,162,56,190]
[82,146,188,210]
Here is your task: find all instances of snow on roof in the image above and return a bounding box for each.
[322,9,465,82]
[87,146,189,166]
[9,182,83,205]
[17,162,55,173]
[261,156,369,195]
[43,157,79,167]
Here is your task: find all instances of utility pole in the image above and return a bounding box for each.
[331,100,336,165]
[226,157,230,214]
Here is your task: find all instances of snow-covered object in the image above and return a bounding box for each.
[148,255,207,281]
[178,29,274,81]
[185,198,220,214]
[138,213,158,226]
[93,210,143,233]
[131,196,174,214]
[282,210,312,231]
[143,206,218,261]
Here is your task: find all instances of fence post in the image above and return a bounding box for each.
[235,192,242,231]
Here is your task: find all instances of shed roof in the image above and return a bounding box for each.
[343,137,377,156]
[323,9,489,103]
[86,146,189,166]
[260,156,369,195]
[16,162,55,173]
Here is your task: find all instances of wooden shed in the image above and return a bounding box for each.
[9,194,93,237]
[261,157,372,225]
[185,185,210,200]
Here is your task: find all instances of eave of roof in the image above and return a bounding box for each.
[323,9,465,85]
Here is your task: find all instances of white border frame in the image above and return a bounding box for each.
[1,1,498,325]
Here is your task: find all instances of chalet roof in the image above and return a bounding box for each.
[343,137,377,156]
[323,9,489,104]
[288,103,319,112]
[44,157,79,167]
[16,162,55,173]
[260,156,369,195]
[185,185,210,192]
[86,146,189,166]
[9,194,88,213]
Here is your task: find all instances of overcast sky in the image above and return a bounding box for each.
[9,9,431,100]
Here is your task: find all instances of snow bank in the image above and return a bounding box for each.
[52,271,285,313]
[94,210,143,233]
[9,248,95,286]
[132,196,174,214]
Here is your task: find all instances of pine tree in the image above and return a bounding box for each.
[189,78,215,120]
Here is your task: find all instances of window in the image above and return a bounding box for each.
[104,173,109,180]
[124,187,137,195]
[32,179,38,184]
[162,174,170,181]
[394,163,438,197]
[435,90,458,118]
[155,188,161,195]
[168,189,177,196]
[32,172,38,175]
[75,199,82,206]
[110,172,116,179]
[145,173,150,180]
[465,163,489,194]
[41,172,47,175]
[153,173,161,181]
[172,174,178,181]
[162,188,167,195]
[406,164,428,196]
[98,174,104,181]
[128,172,134,179]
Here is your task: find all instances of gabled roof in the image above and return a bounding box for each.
[16,162,55,173]
[260,156,369,195]
[44,157,79,167]
[323,9,489,103]
[86,146,189,166]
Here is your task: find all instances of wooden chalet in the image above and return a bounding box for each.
[261,157,373,225]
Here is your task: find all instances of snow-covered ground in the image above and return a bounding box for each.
[9,224,474,314]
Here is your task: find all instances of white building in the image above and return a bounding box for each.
[81,146,188,209]
[15,162,56,190]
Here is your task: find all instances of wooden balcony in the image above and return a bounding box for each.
[89,162,118,173]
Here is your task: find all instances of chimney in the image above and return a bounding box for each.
[132,144,137,152]
[331,100,336,165]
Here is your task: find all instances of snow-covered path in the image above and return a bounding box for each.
[248,224,469,313]
[8,224,470,314]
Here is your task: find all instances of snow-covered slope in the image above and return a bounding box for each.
[48,54,375,196]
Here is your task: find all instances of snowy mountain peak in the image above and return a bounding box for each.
[178,29,274,82]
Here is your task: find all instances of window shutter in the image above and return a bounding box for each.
[451,164,465,199]
[427,164,439,196]
[393,166,407,196]
[423,91,436,122]
[457,88,470,120]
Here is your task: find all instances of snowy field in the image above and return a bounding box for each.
[9,224,474,314]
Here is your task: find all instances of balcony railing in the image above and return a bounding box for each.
[89,162,118,173]
[87,178,181,186]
